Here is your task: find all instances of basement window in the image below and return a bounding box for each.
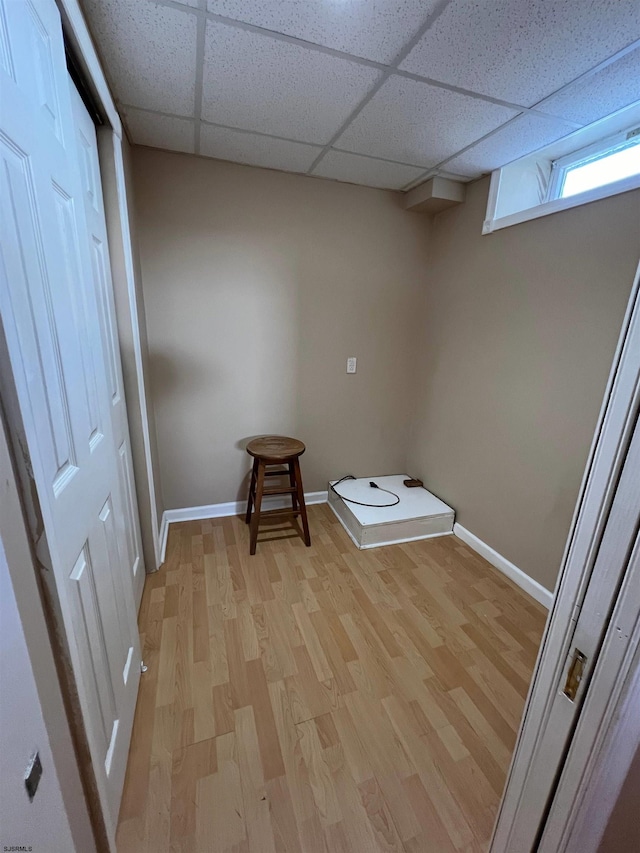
[547,128,640,200]
[482,105,640,234]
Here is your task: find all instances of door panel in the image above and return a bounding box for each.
[0,0,141,842]
[70,80,145,610]
[69,545,119,760]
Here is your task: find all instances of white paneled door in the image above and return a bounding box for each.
[69,81,145,611]
[0,0,141,843]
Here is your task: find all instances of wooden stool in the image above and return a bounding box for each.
[245,436,311,555]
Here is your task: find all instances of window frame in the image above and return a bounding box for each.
[483,103,640,235]
[546,126,640,202]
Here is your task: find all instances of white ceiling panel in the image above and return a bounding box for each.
[123,108,195,154]
[206,0,439,64]
[443,113,578,178]
[201,21,380,144]
[202,21,380,143]
[536,49,640,126]
[200,125,322,172]
[83,0,197,115]
[313,150,426,189]
[400,0,640,107]
[337,76,518,168]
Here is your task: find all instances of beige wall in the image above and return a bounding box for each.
[131,147,638,591]
[598,748,640,853]
[131,148,431,510]
[598,741,640,852]
[407,179,640,591]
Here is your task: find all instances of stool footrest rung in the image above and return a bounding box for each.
[249,486,296,499]
[258,508,301,518]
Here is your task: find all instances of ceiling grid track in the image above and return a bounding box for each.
[89,0,640,191]
[307,0,456,174]
[121,101,442,172]
[116,100,519,175]
[399,34,640,191]
[192,0,207,154]
[150,0,599,123]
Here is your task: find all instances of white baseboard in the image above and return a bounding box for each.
[158,491,328,564]
[158,513,169,569]
[453,522,553,609]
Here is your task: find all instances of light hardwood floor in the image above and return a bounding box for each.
[117,505,547,853]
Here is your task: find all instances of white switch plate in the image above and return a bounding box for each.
[346,357,357,374]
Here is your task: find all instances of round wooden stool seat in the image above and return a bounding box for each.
[246,435,306,462]
[245,435,310,554]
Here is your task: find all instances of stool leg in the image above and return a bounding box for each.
[288,461,298,513]
[293,457,311,547]
[245,458,258,524]
[249,460,265,555]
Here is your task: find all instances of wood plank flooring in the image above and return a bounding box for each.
[117,505,547,853]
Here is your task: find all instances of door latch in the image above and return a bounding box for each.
[563,649,587,701]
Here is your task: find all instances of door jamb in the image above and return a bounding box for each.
[491,257,640,849]
[542,526,640,851]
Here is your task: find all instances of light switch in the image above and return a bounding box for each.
[346,357,357,374]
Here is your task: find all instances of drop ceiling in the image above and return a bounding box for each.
[81,0,640,191]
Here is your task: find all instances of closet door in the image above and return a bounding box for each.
[0,0,140,842]
[69,79,145,610]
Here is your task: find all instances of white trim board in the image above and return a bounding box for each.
[158,513,170,568]
[159,491,328,564]
[453,523,553,609]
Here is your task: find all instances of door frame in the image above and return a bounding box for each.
[541,526,640,851]
[492,257,640,850]
[59,0,162,570]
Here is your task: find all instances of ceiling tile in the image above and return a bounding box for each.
[313,150,426,189]
[443,114,578,178]
[400,0,640,107]
[201,22,381,143]
[82,0,197,115]
[436,170,475,184]
[199,124,322,172]
[206,0,439,64]
[336,76,517,168]
[123,108,195,153]
[536,49,640,126]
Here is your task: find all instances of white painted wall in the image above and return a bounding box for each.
[0,535,76,852]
